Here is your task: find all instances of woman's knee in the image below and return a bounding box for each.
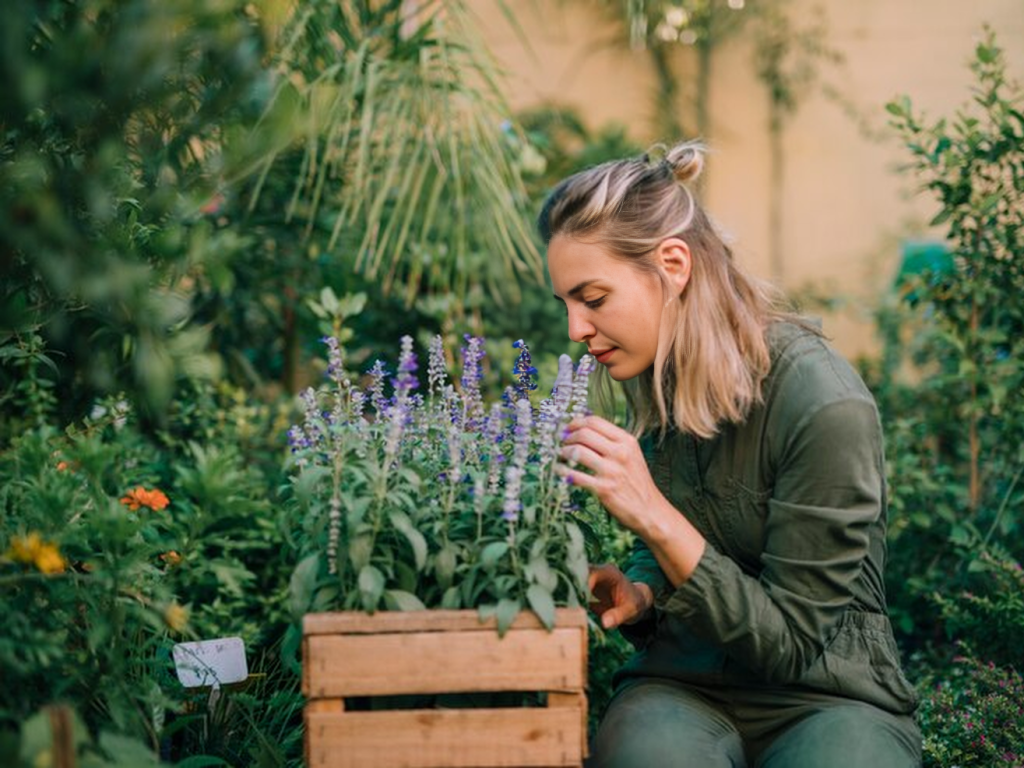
[589,680,746,768]
[756,704,921,768]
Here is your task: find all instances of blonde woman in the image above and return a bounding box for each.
[541,142,921,767]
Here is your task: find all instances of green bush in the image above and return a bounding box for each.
[917,654,1024,768]
[0,382,303,766]
[880,28,1024,651]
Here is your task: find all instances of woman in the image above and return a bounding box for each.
[540,142,921,768]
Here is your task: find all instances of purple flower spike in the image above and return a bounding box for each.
[460,335,486,424]
[427,335,447,397]
[511,339,539,399]
[368,360,389,416]
[570,354,596,419]
[322,336,345,386]
[392,335,419,393]
[502,398,532,523]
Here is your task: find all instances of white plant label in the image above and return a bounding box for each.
[172,637,248,688]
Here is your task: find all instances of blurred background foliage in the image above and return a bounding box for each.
[1,1,1022,766]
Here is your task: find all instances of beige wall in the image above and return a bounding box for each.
[474,0,1024,360]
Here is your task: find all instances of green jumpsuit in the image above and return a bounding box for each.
[591,321,922,767]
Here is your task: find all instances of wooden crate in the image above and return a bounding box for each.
[303,608,588,768]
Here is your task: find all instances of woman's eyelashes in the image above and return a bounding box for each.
[584,296,606,309]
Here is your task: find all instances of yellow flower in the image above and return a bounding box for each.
[164,603,190,633]
[119,487,170,512]
[5,533,66,574]
[33,543,66,574]
[7,532,43,565]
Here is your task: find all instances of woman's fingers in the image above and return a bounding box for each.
[567,414,628,440]
[558,442,611,475]
[554,462,598,492]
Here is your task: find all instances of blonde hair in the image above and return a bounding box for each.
[538,141,785,439]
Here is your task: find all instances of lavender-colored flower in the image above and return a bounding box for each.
[322,336,345,387]
[392,335,419,393]
[349,388,366,422]
[448,415,463,482]
[474,473,487,520]
[511,339,538,399]
[287,425,310,454]
[384,343,417,459]
[460,335,486,424]
[552,354,575,411]
[537,354,577,465]
[535,398,562,465]
[368,359,389,416]
[569,354,596,419]
[427,335,447,397]
[502,398,532,522]
[484,401,507,494]
[299,387,325,449]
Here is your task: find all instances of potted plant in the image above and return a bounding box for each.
[288,334,597,767]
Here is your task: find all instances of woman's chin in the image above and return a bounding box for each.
[606,364,638,382]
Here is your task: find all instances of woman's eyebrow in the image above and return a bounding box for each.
[553,280,599,302]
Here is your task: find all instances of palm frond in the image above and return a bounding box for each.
[255,0,543,308]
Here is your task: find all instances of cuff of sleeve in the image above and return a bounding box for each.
[619,570,673,650]
[654,542,726,619]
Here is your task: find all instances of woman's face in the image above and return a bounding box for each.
[547,235,666,381]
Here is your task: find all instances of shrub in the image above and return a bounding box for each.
[918,654,1024,768]
[880,28,1024,648]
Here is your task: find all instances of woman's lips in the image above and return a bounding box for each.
[592,348,616,363]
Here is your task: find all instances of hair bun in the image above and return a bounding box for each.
[663,141,705,185]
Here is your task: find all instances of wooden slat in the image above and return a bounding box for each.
[306,707,584,768]
[303,607,588,635]
[547,693,588,759]
[305,699,345,713]
[304,626,584,697]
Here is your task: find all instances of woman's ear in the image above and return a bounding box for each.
[656,237,692,298]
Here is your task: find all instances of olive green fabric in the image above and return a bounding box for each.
[616,320,919,717]
[590,677,921,768]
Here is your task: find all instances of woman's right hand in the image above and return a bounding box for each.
[588,563,655,629]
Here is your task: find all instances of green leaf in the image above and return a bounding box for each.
[288,554,320,619]
[389,510,428,571]
[480,541,509,571]
[441,586,462,609]
[359,565,386,611]
[98,731,160,765]
[349,533,373,572]
[565,522,589,594]
[525,554,557,592]
[384,590,427,611]
[435,543,457,589]
[496,597,521,637]
[293,466,331,508]
[526,584,556,629]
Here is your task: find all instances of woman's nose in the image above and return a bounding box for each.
[566,307,594,343]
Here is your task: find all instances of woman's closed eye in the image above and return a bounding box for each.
[584,296,606,309]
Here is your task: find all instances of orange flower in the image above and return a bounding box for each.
[160,550,182,566]
[56,461,69,472]
[119,487,170,512]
